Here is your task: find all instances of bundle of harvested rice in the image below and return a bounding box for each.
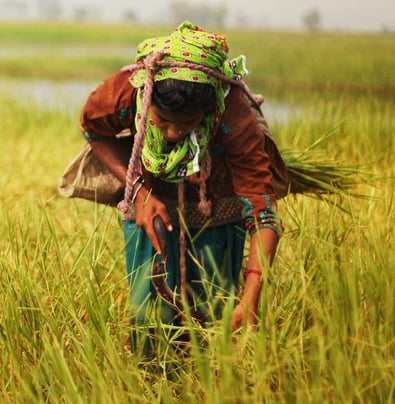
[281,127,371,198]
[284,151,366,196]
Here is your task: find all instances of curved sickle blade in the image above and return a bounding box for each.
[152,216,204,324]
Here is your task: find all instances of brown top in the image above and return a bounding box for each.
[80,70,288,234]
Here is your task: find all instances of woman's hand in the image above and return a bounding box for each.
[231,273,262,332]
[133,186,172,254]
[231,301,259,332]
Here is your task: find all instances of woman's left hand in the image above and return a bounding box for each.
[230,300,259,332]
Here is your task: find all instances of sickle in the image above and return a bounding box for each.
[151,216,205,324]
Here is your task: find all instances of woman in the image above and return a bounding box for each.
[79,21,288,344]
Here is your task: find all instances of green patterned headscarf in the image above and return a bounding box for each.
[124,21,249,183]
[130,20,248,113]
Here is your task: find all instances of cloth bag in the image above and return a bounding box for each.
[58,143,124,206]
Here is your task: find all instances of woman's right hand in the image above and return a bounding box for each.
[133,186,173,254]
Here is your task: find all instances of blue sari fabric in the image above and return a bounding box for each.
[123,220,246,326]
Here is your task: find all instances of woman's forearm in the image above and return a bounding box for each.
[241,228,278,306]
[88,137,132,186]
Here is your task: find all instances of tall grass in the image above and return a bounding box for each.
[0,23,394,402]
[1,96,393,402]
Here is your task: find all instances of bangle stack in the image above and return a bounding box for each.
[131,175,145,204]
[243,269,262,281]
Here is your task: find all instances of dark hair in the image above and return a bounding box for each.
[151,79,217,114]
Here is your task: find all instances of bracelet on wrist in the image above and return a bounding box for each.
[243,269,262,281]
[131,175,143,187]
[131,179,145,204]
[143,187,152,205]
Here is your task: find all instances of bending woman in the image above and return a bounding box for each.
[79,21,288,346]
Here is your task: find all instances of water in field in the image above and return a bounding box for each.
[1,78,302,122]
[1,79,97,111]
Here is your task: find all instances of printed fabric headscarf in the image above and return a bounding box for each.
[125,20,249,183]
[131,20,248,114]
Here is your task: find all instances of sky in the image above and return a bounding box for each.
[2,0,395,31]
[148,0,395,31]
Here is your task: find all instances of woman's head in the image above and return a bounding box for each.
[123,21,251,116]
[128,21,239,114]
[150,79,217,142]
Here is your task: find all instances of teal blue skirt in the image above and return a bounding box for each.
[123,220,246,326]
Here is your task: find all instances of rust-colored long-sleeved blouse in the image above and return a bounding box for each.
[80,70,286,238]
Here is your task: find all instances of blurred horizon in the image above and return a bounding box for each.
[1,0,394,32]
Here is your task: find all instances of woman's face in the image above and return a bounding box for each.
[150,105,205,143]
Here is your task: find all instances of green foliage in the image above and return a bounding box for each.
[0,23,394,402]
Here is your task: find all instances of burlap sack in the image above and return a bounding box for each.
[58,143,124,206]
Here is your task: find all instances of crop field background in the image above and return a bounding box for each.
[0,22,394,402]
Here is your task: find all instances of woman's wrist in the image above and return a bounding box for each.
[241,269,263,307]
[131,176,145,204]
[243,268,262,281]
[133,184,153,207]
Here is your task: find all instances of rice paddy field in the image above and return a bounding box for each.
[0,22,394,402]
